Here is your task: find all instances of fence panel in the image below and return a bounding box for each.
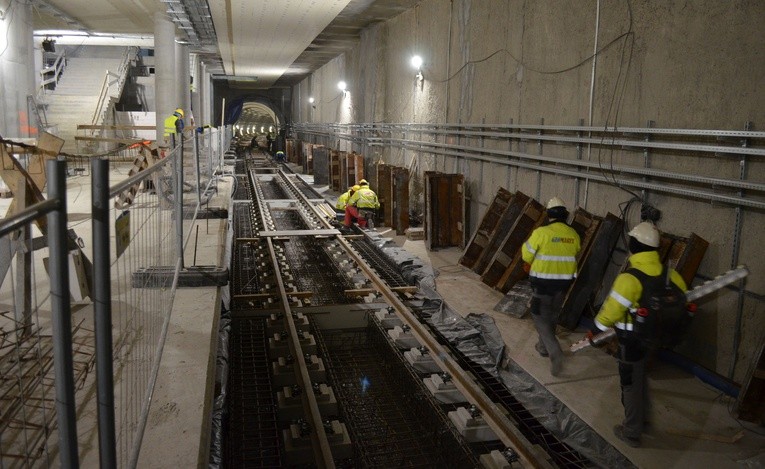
[0,157,79,468]
[99,146,181,467]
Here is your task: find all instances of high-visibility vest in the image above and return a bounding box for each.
[336,190,352,210]
[521,222,580,280]
[594,250,687,332]
[164,115,179,137]
[348,187,379,209]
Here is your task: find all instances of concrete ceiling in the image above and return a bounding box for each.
[32,0,420,89]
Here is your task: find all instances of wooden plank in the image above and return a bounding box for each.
[377,164,393,227]
[473,191,530,274]
[329,150,343,192]
[392,167,410,234]
[76,124,156,130]
[558,212,624,330]
[494,201,546,293]
[312,146,329,185]
[675,233,709,286]
[460,187,514,270]
[425,172,465,249]
[480,198,543,289]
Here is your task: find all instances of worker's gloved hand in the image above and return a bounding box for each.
[522,263,531,273]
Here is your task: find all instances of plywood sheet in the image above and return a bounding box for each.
[460,188,514,270]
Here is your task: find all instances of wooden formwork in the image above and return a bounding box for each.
[660,232,709,286]
[480,198,544,290]
[472,191,531,274]
[377,163,392,227]
[391,167,410,235]
[424,172,465,250]
[737,343,765,424]
[558,212,623,330]
[329,150,343,192]
[302,143,316,175]
[460,188,515,270]
[312,145,329,185]
[286,139,297,164]
[341,152,364,189]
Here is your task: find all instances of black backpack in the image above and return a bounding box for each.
[626,267,688,348]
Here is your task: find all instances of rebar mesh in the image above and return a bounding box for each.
[316,325,478,468]
[280,238,357,305]
[259,179,289,200]
[225,318,282,467]
[349,238,412,288]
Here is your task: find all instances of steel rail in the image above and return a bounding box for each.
[333,235,551,469]
[264,236,336,468]
[282,169,552,468]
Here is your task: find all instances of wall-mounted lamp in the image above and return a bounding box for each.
[411,55,424,87]
[338,80,349,97]
[308,97,315,104]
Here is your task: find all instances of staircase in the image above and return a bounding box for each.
[42,46,134,153]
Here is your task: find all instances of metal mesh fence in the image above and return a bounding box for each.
[0,156,83,468]
[103,146,181,467]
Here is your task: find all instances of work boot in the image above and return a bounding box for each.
[550,355,563,377]
[613,425,641,448]
[535,342,549,357]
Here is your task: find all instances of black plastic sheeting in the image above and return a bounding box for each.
[209,308,230,468]
[209,207,235,468]
[368,233,633,469]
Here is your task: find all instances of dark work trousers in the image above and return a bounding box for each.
[530,288,566,364]
[617,337,649,439]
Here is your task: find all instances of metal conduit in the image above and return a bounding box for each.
[295,126,765,209]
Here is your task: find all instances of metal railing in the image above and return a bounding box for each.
[37,49,67,97]
[90,47,139,138]
[0,157,81,468]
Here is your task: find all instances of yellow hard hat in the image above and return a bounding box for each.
[175,108,184,117]
[352,184,361,191]
[628,222,660,247]
[358,179,368,185]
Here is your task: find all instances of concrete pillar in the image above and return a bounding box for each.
[0,0,35,138]
[176,43,190,122]
[190,54,201,128]
[202,68,212,126]
[197,62,207,126]
[154,12,176,142]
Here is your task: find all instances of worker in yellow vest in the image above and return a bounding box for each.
[345,179,379,229]
[163,108,185,145]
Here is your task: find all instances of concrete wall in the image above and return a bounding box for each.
[292,0,765,383]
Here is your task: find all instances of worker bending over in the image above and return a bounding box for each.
[335,185,359,221]
[163,108,185,146]
[521,197,581,377]
[344,179,379,229]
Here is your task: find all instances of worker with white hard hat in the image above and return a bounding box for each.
[521,197,581,377]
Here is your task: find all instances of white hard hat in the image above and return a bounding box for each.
[628,222,660,247]
[546,197,566,210]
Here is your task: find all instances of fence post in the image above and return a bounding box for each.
[92,157,117,468]
[176,138,185,269]
[47,157,79,468]
[194,129,202,208]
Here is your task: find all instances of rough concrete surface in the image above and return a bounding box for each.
[293,0,765,383]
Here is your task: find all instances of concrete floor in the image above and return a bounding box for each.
[5,161,762,468]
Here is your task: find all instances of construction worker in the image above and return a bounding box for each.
[336,185,358,211]
[275,150,286,163]
[345,179,379,228]
[521,197,581,377]
[163,108,185,145]
[593,221,687,448]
